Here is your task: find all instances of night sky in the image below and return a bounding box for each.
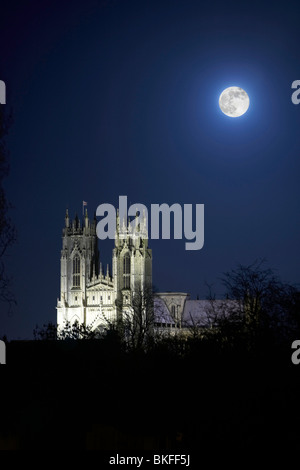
[1,0,300,339]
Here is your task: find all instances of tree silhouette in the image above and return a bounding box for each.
[0,105,16,306]
[34,320,102,340]
[217,259,300,347]
[100,285,158,351]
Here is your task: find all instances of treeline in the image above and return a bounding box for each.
[1,260,300,451]
[2,323,299,451]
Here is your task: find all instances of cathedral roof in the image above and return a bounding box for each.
[154,297,237,327]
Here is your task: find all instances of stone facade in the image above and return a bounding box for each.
[56,209,152,331]
[57,210,232,334]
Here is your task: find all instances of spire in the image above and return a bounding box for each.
[65,209,69,228]
[116,208,120,230]
[85,208,88,228]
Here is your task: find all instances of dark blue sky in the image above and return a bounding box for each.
[1,0,300,339]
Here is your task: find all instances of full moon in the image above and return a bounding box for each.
[219,86,250,117]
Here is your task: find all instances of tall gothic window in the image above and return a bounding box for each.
[123,255,130,289]
[171,305,176,318]
[73,255,80,288]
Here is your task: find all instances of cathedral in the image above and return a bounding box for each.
[57,208,152,332]
[56,210,230,333]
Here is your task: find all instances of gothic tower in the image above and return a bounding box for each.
[57,209,100,327]
[57,208,152,332]
[112,210,152,319]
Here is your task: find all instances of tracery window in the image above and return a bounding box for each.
[123,255,130,289]
[73,256,80,288]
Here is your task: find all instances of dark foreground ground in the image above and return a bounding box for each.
[0,334,299,455]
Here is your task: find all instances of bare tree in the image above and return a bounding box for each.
[33,322,58,340]
[120,285,157,350]
[99,285,158,351]
[57,320,102,340]
[34,320,102,340]
[183,302,222,340]
[218,259,300,345]
[0,106,16,306]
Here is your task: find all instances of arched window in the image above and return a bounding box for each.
[123,255,130,289]
[171,305,176,318]
[73,255,80,288]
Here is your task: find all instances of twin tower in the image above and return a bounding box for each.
[56,209,152,331]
